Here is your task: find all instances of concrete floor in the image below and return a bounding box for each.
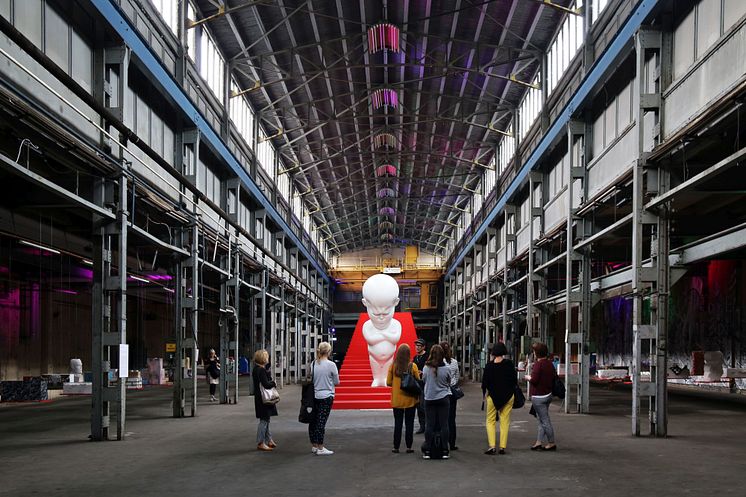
[1,382,745,497]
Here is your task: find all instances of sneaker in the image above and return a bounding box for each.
[422,454,430,459]
[311,447,318,454]
[442,454,450,459]
[210,395,216,402]
[316,447,334,456]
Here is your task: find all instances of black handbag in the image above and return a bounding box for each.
[552,373,566,399]
[450,385,465,400]
[400,364,421,396]
[513,385,525,408]
[299,365,316,424]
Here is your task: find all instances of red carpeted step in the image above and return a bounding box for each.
[333,312,419,410]
[332,399,392,410]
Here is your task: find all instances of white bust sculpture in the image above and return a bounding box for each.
[362,274,402,387]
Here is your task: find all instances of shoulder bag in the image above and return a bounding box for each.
[513,385,525,408]
[260,382,280,405]
[552,367,566,399]
[450,384,465,400]
[400,363,422,396]
[299,363,315,423]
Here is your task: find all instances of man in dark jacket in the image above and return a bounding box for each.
[412,338,427,433]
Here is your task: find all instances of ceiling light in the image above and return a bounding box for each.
[367,23,400,53]
[377,187,397,198]
[130,275,150,284]
[19,240,60,254]
[375,164,398,177]
[372,132,397,149]
[370,88,398,110]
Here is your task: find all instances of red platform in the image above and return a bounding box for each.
[333,312,418,410]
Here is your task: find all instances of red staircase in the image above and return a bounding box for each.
[333,312,418,410]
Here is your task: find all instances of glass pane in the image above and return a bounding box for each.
[15,0,43,47]
[71,29,92,93]
[0,0,10,20]
[696,0,721,59]
[673,7,695,80]
[724,0,746,31]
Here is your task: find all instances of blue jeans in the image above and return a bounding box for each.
[531,395,555,443]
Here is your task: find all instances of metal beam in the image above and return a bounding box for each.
[89,0,329,282]
[446,0,660,277]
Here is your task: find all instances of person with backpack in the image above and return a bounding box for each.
[420,344,453,459]
[481,342,517,455]
[386,343,421,453]
[205,348,220,402]
[525,342,557,451]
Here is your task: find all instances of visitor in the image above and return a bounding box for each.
[386,343,420,453]
[526,342,557,451]
[481,342,517,455]
[252,349,277,451]
[205,348,220,402]
[412,338,428,433]
[309,341,339,455]
[440,341,460,451]
[421,344,453,459]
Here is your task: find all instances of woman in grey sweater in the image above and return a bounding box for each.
[421,344,453,459]
[309,341,339,456]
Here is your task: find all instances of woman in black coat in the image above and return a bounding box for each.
[252,349,278,451]
[481,342,517,455]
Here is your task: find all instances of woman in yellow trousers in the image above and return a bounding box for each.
[481,342,517,455]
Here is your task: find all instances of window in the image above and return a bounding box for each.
[592,0,609,24]
[187,2,196,61]
[497,122,516,176]
[150,0,178,35]
[518,75,542,140]
[547,1,585,95]
[276,172,290,201]
[256,127,277,176]
[198,27,224,100]
[229,79,256,150]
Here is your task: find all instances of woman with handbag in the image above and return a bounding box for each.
[525,342,557,451]
[440,341,461,451]
[386,343,420,453]
[309,342,339,456]
[481,342,517,455]
[252,349,278,452]
[205,349,220,402]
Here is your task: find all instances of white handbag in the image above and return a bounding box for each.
[260,383,280,405]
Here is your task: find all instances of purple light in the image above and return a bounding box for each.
[370,88,398,110]
[76,267,94,281]
[377,187,397,198]
[381,233,394,241]
[146,274,173,281]
[54,289,78,295]
[379,207,396,216]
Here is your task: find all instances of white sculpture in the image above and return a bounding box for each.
[362,274,402,387]
[703,351,725,381]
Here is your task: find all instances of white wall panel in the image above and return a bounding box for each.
[724,0,746,31]
[665,22,746,137]
[544,189,567,233]
[587,124,636,199]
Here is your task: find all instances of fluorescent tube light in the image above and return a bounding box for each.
[19,240,60,254]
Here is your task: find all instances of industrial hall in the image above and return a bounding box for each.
[1,0,745,495]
